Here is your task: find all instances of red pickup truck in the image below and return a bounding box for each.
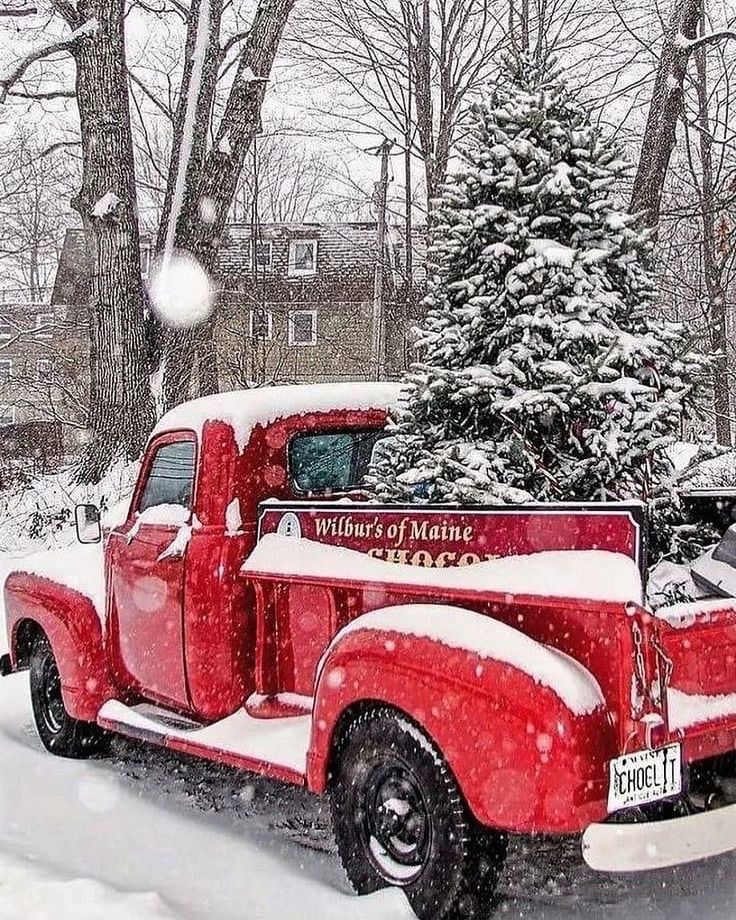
[4,382,736,920]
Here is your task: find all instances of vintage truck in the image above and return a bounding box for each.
[4,382,736,919]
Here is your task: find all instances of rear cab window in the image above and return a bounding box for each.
[288,429,386,496]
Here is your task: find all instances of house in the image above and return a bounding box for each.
[0,222,425,453]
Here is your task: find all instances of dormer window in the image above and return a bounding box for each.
[251,241,273,270]
[288,240,317,277]
[35,313,55,340]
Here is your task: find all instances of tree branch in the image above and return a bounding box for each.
[0,20,97,103]
[0,6,38,16]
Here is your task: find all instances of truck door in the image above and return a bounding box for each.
[108,435,197,710]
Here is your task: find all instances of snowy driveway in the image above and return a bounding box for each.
[3,562,736,918]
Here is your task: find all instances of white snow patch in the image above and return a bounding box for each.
[90,191,121,218]
[655,597,736,629]
[243,534,643,605]
[148,251,214,329]
[217,133,232,155]
[327,605,605,715]
[225,497,242,535]
[127,503,189,541]
[528,237,576,268]
[0,849,181,920]
[156,523,192,561]
[668,687,736,732]
[98,700,312,774]
[152,382,402,452]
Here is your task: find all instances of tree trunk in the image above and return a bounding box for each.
[630,0,701,227]
[162,0,295,410]
[693,33,731,444]
[73,0,156,482]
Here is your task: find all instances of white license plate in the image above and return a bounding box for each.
[607,743,682,813]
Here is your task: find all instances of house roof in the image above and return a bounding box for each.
[52,223,426,309]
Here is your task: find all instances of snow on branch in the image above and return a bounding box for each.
[0,17,97,103]
[675,29,736,52]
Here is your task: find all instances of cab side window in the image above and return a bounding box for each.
[138,441,196,512]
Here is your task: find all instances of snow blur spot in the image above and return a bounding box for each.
[326,668,345,689]
[385,639,396,652]
[148,251,214,329]
[78,772,121,813]
[475,664,484,678]
[199,196,217,224]
[536,732,553,762]
[239,785,256,804]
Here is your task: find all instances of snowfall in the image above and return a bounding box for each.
[3,471,736,918]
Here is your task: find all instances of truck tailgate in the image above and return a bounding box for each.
[657,602,736,757]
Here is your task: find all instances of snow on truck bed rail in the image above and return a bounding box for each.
[327,604,605,715]
[243,534,643,604]
[151,382,402,450]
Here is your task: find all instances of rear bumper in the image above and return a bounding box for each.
[582,802,736,871]
[0,654,12,677]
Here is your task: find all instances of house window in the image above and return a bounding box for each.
[251,241,273,270]
[0,320,11,341]
[249,309,273,340]
[35,312,55,340]
[288,310,317,346]
[0,405,15,426]
[37,358,53,382]
[0,359,11,383]
[288,240,317,276]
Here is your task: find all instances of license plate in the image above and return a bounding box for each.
[607,743,682,813]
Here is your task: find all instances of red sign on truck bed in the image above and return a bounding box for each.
[258,500,648,576]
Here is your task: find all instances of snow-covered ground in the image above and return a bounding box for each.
[4,556,736,918]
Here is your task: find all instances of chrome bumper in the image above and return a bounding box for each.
[583,802,736,871]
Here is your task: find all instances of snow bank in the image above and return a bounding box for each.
[243,534,643,604]
[0,849,181,920]
[4,543,105,621]
[668,687,736,732]
[152,382,402,451]
[328,604,605,715]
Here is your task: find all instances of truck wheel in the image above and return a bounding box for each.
[29,634,107,759]
[330,709,507,919]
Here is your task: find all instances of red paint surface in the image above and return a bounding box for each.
[4,396,736,841]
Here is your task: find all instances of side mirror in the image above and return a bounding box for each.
[75,504,102,544]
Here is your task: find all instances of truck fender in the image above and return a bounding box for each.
[4,572,114,721]
[307,606,616,835]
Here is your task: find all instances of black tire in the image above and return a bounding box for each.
[330,708,507,920]
[29,634,107,759]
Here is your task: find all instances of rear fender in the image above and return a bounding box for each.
[308,623,615,835]
[5,572,113,721]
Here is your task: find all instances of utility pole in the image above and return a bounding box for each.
[405,24,413,310]
[370,138,393,381]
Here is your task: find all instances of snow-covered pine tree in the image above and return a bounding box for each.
[370,55,704,526]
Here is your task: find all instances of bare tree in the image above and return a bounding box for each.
[1,1,156,481]
[156,0,296,409]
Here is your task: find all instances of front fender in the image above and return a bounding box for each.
[5,572,114,721]
[308,620,615,834]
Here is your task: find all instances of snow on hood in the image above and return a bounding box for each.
[151,382,402,451]
[242,534,643,605]
[325,604,605,715]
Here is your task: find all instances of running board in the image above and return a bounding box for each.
[97,699,311,786]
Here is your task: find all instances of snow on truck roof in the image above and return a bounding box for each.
[151,382,402,450]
